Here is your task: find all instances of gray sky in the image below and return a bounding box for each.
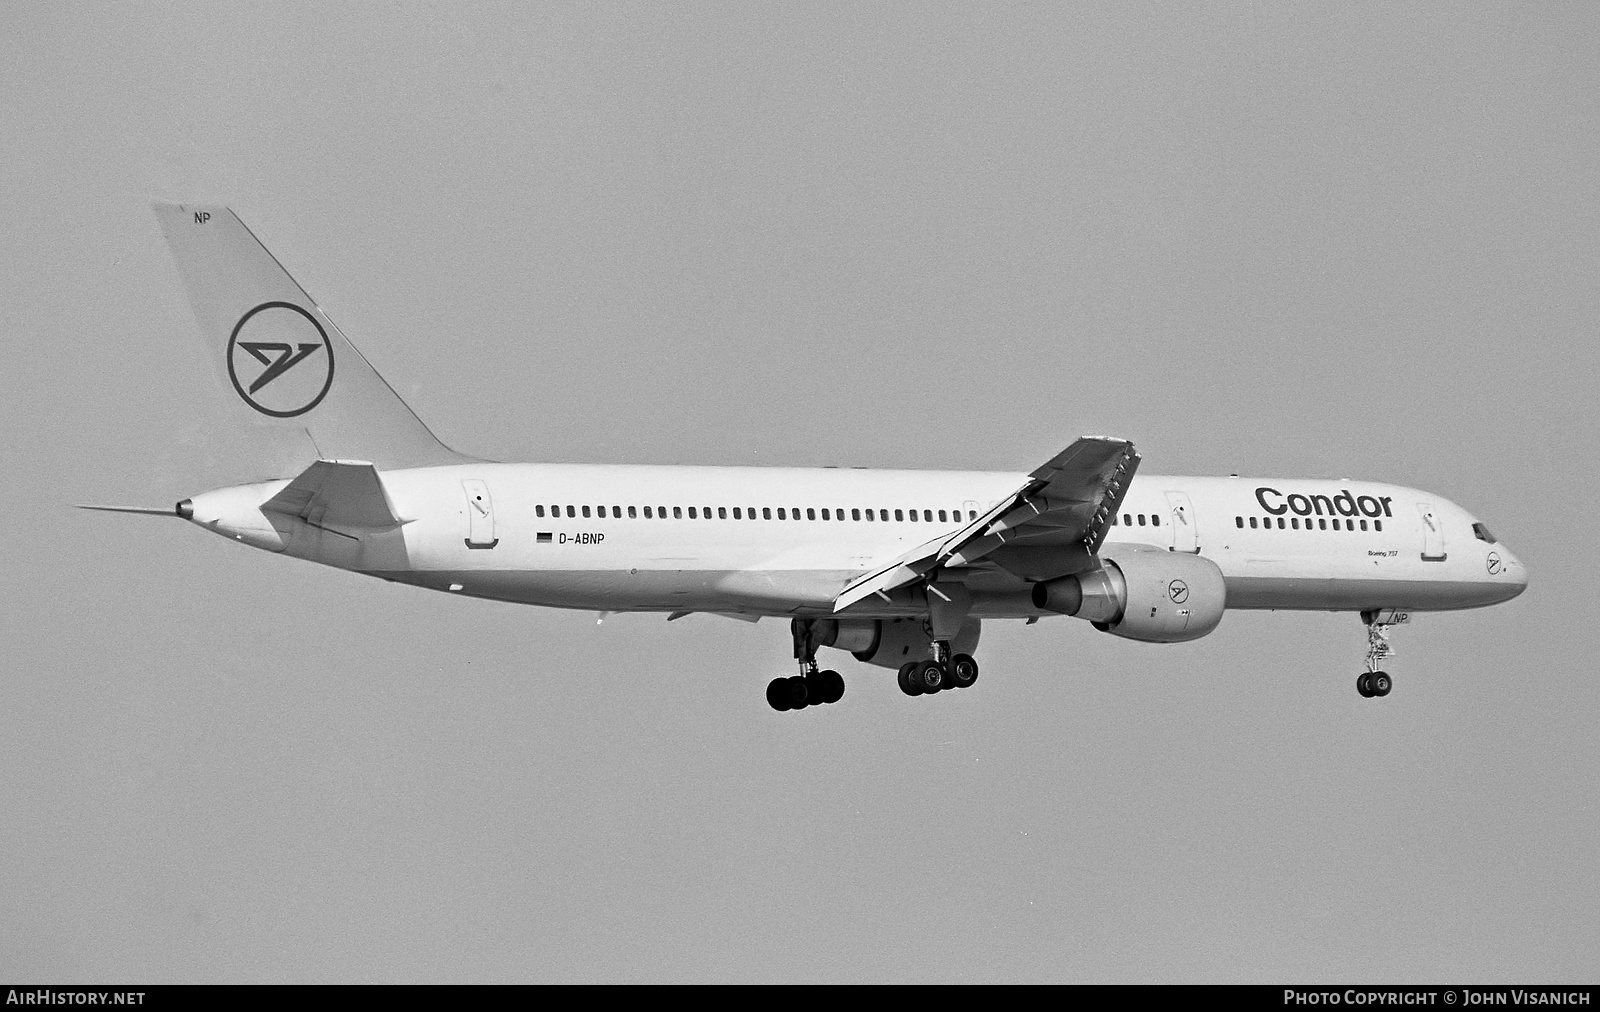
[2,3,1596,983]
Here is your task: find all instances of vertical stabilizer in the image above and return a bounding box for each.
[152,203,471,472]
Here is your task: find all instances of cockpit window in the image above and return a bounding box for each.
[1472,522,1497,544]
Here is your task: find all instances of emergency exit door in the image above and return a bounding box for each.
[463,480,498,549]
[1166,491,1199,553]
[1417,503,1446,561]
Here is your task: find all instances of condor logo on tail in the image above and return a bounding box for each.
[226,301,335,417]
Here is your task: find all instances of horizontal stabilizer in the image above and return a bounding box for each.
[261,459,404,529]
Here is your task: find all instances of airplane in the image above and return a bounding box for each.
[81,204,1529,711]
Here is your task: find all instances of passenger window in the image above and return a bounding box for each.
[1291,518,1299,529]
[566,506,575,518]
[969,511,977,519]
[907,509,917,522]
[777,508,786,520]
[1360,519,1368,530]
[821,508,830,520]
[613,506,621,518]
[894,509,904,522]
[923,510,932,522]
[733,507,742,519]
[1124,513,1132,526]
[1375,520,1383,532]
[852,509,860,521]
[938,510,948,522]
[807,508,816,520]
[718,507,727,519]
[581,505,590,518]
[536,505,545,517]
[644,506,652,518]
[1317,518,1325,530]
[881,509,890,522]
[1235,516,1243,528]
[1276,517,1283,529]
[792,507,801,520]
[1137,514,1146,526]
[658,506,668,518]
[1249,517,1258,529]
[673,507,682,519]
[688,507,697,519]
[1153,515,1160,527]
[628,506,636,518]
[865,509,875,522]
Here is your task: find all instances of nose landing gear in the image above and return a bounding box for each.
[1357,609,1408,699]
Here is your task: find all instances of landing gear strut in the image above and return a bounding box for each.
[1356,609,1408,699]
[768,620,845,712]
[898,640,979,698]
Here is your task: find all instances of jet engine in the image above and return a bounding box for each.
[816,617,981,669]
[1031,548,1226,643]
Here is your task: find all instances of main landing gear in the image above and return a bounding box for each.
[766,669,844,712]
[1356,609,1409,699]
[768,620,846,712]
[897,640,979,698]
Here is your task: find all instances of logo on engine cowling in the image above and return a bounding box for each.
[1167,579,1189,604]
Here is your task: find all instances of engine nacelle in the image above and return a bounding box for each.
[1031,549,1226,643]
[817,617,981,669]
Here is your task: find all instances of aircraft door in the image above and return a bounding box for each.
[1165,491,1199,553]
[1417,503,1446,561]
[463,479,498,549]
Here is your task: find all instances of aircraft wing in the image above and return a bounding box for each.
[832,436,1139,611]
[260,459,406,530]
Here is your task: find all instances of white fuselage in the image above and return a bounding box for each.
[187,463,1528,619]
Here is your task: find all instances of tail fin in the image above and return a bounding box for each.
[152,203,471,473]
